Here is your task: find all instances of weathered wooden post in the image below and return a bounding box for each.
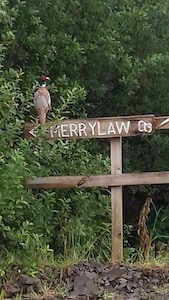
[110,137,123,262]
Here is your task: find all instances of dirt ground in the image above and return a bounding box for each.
[3,261,169,299]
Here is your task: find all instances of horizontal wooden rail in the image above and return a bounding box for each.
[25,171,169,189]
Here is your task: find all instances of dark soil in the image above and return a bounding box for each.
[3,261,169,299]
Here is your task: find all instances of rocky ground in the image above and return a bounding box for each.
[3,261,169,299]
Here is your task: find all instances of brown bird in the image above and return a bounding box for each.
[34,75,51,124]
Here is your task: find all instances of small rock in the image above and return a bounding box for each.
[7,284,20,295]
[73,275,99,296]
[133,271,142,280]
[138,279,143,287]
[67,282,74,291]
[103,267,126,282]
[18,274,37,285]
[85,270,98,280]
[118,278,127,288]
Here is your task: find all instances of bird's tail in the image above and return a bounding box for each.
[39,112,46,125]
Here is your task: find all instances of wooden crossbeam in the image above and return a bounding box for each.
[25,171,169,189]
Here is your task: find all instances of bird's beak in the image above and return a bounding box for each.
[46,77,50,80]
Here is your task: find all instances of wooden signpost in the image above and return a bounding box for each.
[24,115,155,140]
[24,114,169,263]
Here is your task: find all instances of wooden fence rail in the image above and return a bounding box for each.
[25,171,169,189]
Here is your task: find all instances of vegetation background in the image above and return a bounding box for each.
[0,0,169,274]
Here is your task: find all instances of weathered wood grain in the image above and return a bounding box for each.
[25,171,169,189]
[23,115,155,140]
[155,116,169,129]
[110,138,123,263]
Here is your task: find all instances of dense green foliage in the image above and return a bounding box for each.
[0,0,169,271]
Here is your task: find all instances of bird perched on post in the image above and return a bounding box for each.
[34,75,51,124]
